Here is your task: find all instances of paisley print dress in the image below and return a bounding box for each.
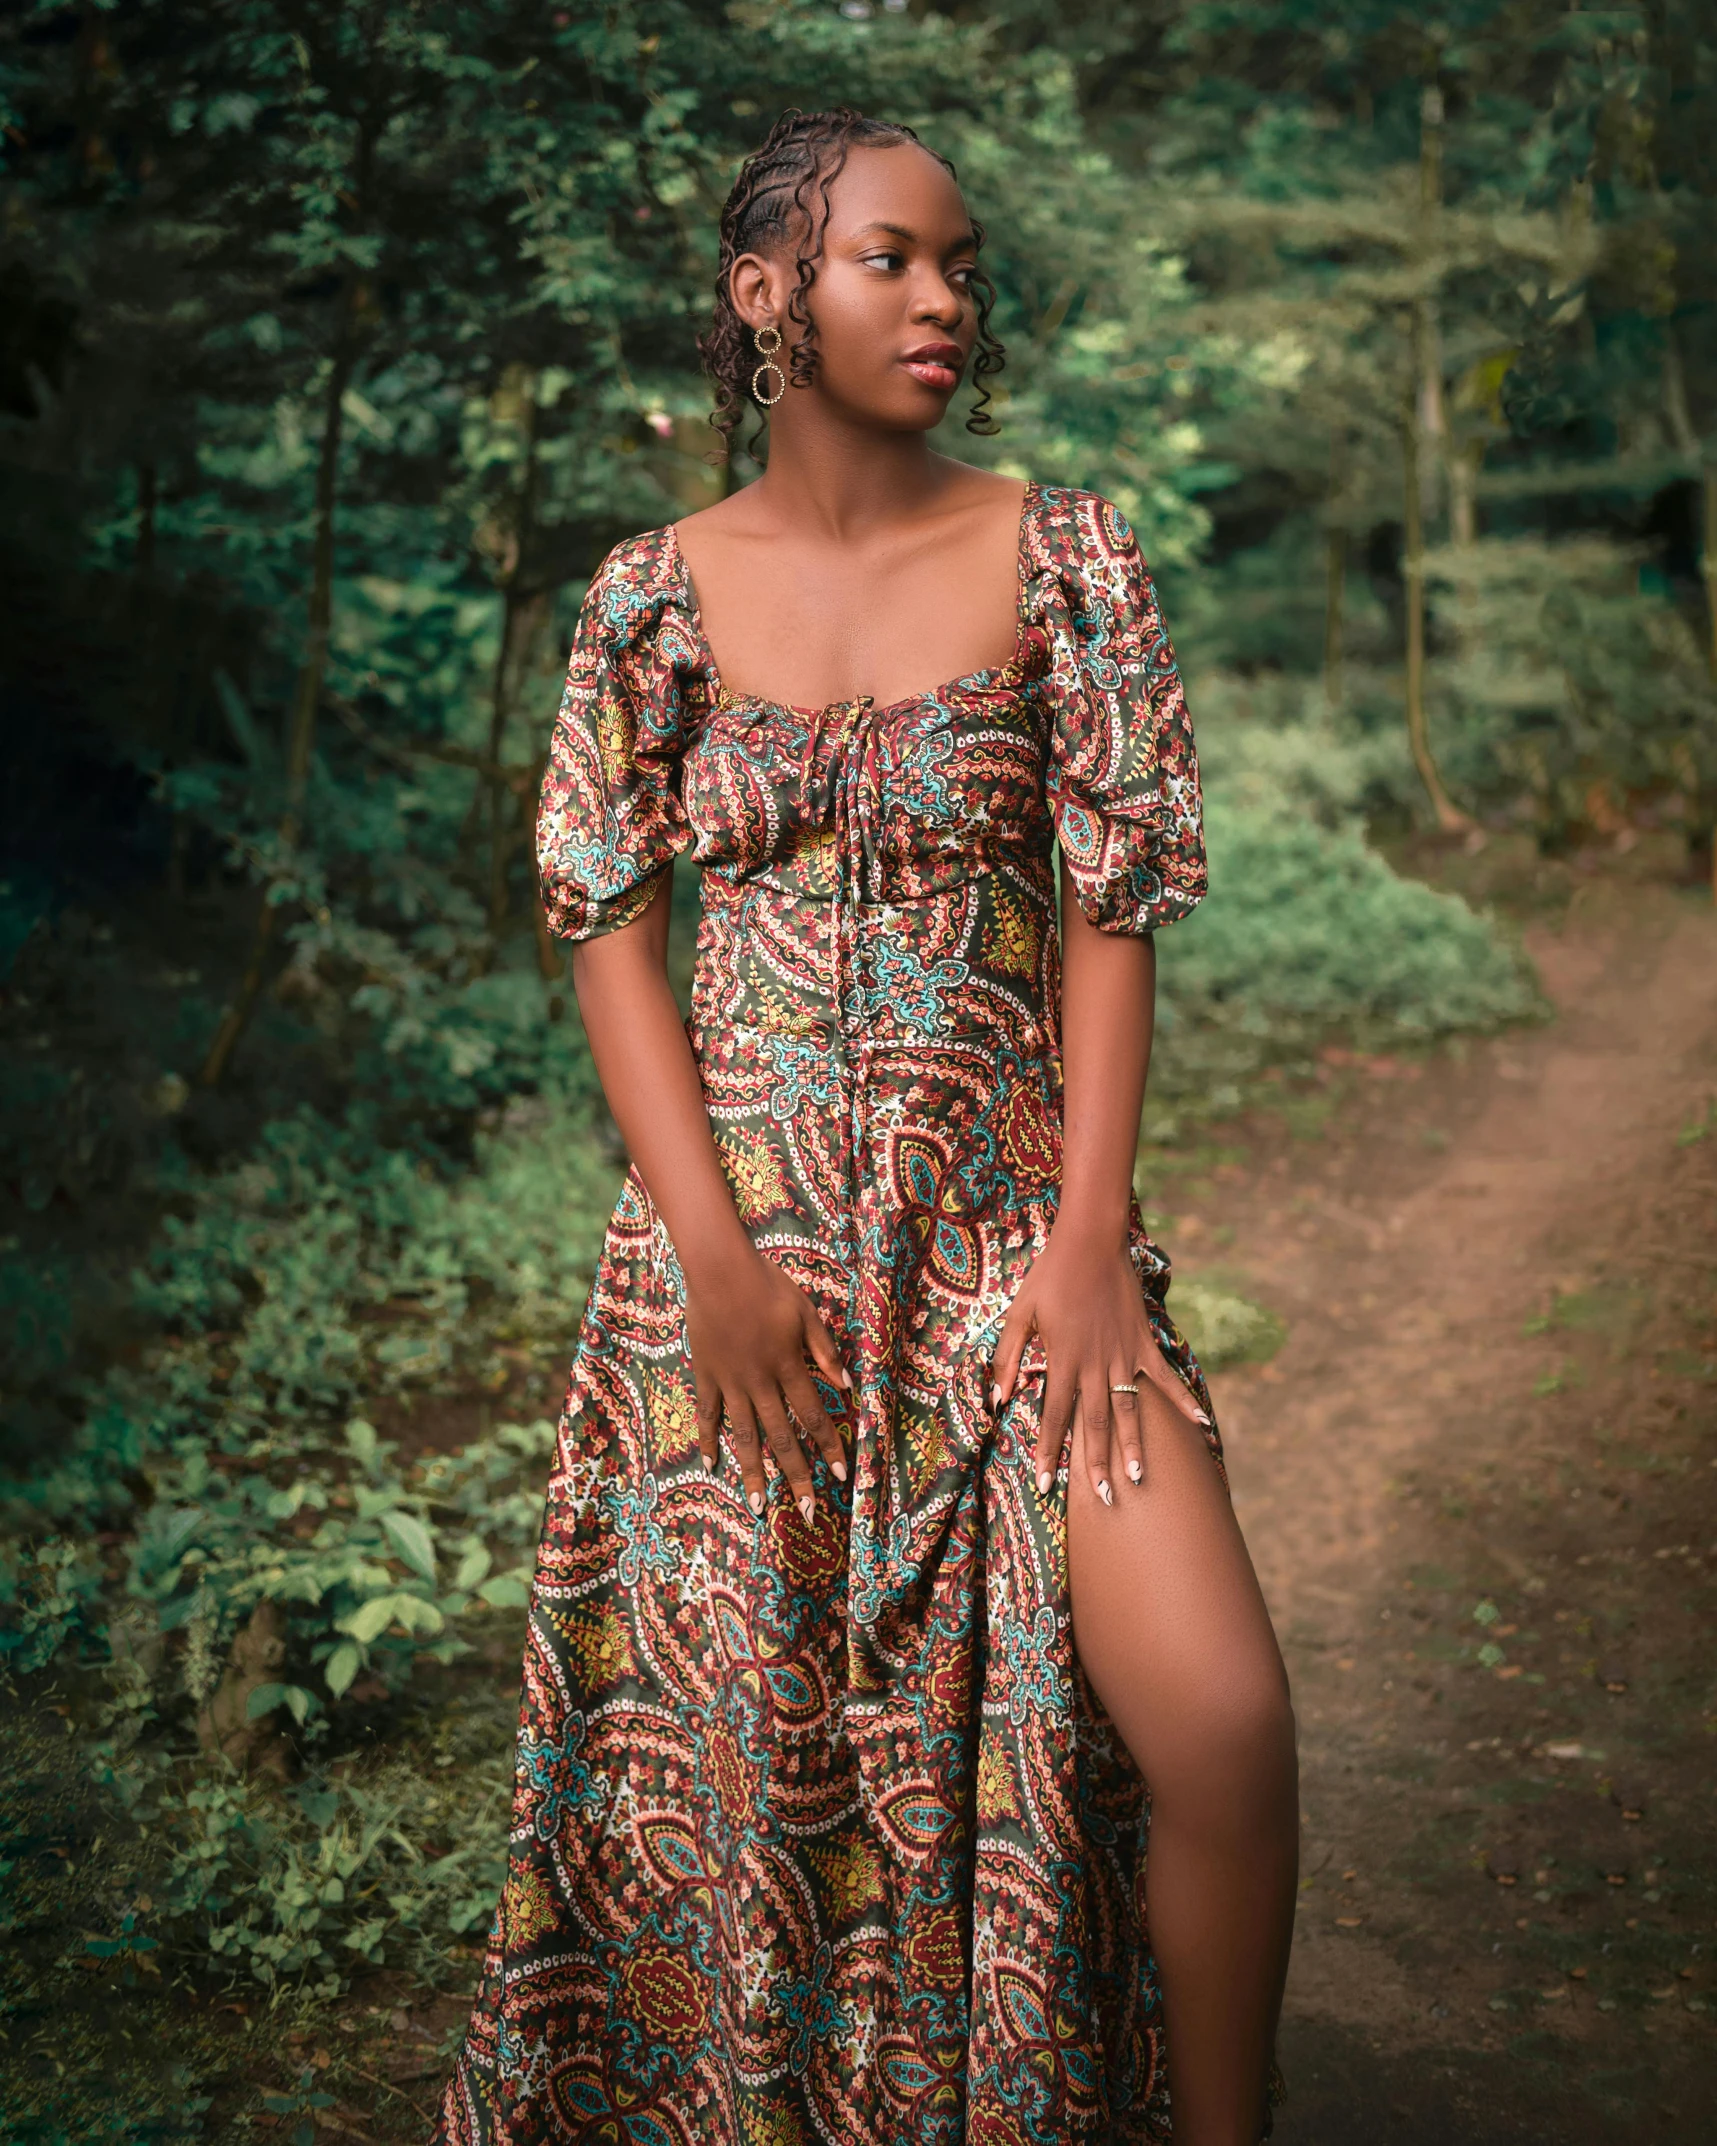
[435,483,1215,2146]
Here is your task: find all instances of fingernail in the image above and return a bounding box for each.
[797,1496,815,1523]
[1194,1409,1212,1427]
[992,1385,1005,1410]
[1127,1459,1142,1484]
[748,1491,764,1515]
[1097,1479,1114,1507]
[702,1453,717,1473]
[1036,1469,1052,1497]
[840,1371,853,1389]
[831,1460,847,1482]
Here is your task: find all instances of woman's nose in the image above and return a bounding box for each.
[909,276,964,327]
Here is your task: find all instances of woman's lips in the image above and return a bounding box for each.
[903,353,962,390]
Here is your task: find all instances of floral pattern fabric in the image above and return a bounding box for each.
[434,484,1216,2146]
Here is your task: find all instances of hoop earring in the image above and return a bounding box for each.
[751,324,786,407]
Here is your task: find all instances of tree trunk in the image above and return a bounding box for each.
[199,313,360,1086]
[1402,370,1470,835]
[1660,332,1716,894]
[487,384,545,931]
[1324,428,1346,708]
[486,587,553,931]
[1400,73,1471,835]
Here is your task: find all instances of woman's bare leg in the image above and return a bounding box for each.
[1067,1390,1298,2146]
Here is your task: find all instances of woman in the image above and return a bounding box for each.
[436,107,1297,2146]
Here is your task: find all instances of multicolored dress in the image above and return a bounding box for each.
[435,483,1215,2146]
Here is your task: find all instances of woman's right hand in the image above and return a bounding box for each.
[685,1250,851,1519]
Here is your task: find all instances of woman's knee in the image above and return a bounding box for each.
[1148,1667,1297,1818]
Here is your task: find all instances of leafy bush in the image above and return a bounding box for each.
[1424,535,1717,849]
[1162,798,1538,1042]
[1147,791,1540,1127]
[17,1092,615,1520]
[101,1702,515,1993]
[1170,1276,1286,1369]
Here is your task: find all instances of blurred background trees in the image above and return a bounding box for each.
[1,0,1713,2127]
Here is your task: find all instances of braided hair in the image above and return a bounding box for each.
[698,107,1005,459]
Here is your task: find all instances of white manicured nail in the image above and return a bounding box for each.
[702,1453,717,1473]
[798,1496,815,1524]
[748,1491,764,1515]
[831,1460,847,1482]
[1097,1479,1114,1508]
[1036,1469,1052,1497]
[992,1386,1004,1409]
[1194,1409,1212,1426]
[1127,1460,1142,1484]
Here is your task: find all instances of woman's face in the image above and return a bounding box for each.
[733,143,980,433]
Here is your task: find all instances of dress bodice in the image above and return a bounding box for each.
[536,483,1207,973]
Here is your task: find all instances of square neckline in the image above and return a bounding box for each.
[666,479,1040,723]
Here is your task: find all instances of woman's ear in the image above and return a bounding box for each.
[729,251,782,334]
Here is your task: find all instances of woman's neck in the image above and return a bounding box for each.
[743,417,964,543]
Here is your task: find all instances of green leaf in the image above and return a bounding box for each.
[477,1573,529,1609]
[344,1418,380,1471]
[394,1594,445,1637]
[324,1640,362,1696]
[246,1681,289,1721]
[338,1595,400,1645]
[380,1508,437,1582]
[453,1542,492,1592]
[294,1786,341,1829]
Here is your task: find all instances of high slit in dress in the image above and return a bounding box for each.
[434,482,1216,2146]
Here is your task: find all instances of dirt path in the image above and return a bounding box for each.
[1179,882,1717,2143]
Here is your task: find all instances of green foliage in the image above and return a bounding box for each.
[1425,535,1717,846]
[1164,797,1538,1043]
[108,1730,513,1991]
[1169,1276,1286,1370]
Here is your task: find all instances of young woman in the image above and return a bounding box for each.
[436,107,1297,2146]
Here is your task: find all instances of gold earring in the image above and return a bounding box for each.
[751,323,786,407]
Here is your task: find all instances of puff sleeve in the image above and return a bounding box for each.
[1043,494,1207,933]
[535,540,696,944]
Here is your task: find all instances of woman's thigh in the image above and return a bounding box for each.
[1066,1388,1292,1780]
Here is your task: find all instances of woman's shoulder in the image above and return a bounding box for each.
[574,523,700,666]
[1025,483,1147,581]
[585,522,682,603]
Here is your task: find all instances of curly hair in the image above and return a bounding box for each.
[697,106,1005,460]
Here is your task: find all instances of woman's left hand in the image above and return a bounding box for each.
[990,1226,1210,1505]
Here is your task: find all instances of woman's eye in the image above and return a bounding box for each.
[863,250,905,272]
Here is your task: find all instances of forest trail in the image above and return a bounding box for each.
[1184,881,1717,2144]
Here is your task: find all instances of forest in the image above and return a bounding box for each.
[2,2,1714,2139]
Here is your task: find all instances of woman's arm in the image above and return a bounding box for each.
[990,860,1208,1501]
[570,873,849,1517]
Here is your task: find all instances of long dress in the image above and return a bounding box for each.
[434,482,1217,2146]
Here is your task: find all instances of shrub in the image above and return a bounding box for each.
[1159,797,1539,1047]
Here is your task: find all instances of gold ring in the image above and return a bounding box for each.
[1109,1382,1139,1395]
